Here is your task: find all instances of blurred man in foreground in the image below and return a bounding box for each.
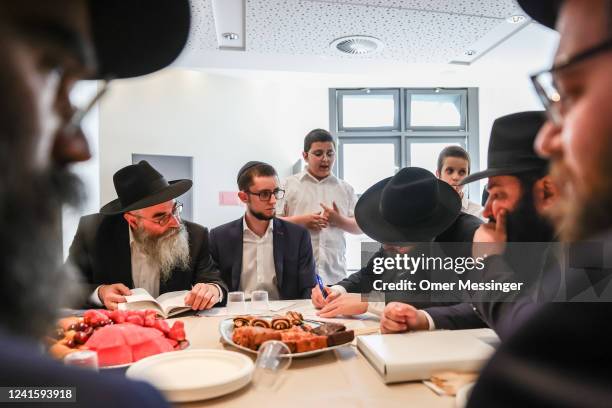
[0,1,190,405]
[468,1,612,406]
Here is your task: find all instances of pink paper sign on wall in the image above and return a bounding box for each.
[219,191,242,206]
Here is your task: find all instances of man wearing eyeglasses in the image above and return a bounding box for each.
[467,0,612,406]
[68,161,228,311]
[209,161,316,300]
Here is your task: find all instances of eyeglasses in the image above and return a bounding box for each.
[246,189,285,201]
[63,79,112,135]
[530,38,612,126]
[130,202,183,226]
[308,150,335,158]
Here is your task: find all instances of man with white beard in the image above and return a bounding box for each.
[68,160,227,310]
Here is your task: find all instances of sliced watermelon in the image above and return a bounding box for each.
[95,344,133,367]
[132,337,174,362]
[85,325,126,349]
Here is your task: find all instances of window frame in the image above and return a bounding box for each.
[338,136,401,195]
[406,89,468,131]
[336,88,401,132]
[330,87,480,200]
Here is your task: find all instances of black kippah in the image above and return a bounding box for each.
[236,161,266,182]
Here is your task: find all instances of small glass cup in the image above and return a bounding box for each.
[250,290,269,313]
[227,291,246,315]
[251,340,292,390]
[64,350,99,371]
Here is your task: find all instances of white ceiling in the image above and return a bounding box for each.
[180,0,533,69]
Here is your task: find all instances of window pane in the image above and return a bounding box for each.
[410,94,462,127]
[409,142,461,174]
[343,143,397,194]
[342,94,396,128]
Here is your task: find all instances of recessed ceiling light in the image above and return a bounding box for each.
[330,35,384,55]
[465,49,477,56]
[506,15,526,24]
[222,32,239,41]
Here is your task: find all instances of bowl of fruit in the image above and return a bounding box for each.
[49,309,188,368]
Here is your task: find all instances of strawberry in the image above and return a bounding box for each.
[153,319,170,335]
[109,310,126,324]
[167,321,185,341]
[143,311,156,327]
[125,314,144,326]
[83,310,108,327]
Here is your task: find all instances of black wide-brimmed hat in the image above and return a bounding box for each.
[100,161,192,215]
[89,0,191,79]
[461,111,548,185]
[517,0,562,29]
[355,167,461,244]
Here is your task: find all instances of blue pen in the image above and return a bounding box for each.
[315,274,328,299]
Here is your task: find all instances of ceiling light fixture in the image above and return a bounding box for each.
[506,15,526,24]
[465,49,477,56]
[330,35,384,55]
[222,32,240,41]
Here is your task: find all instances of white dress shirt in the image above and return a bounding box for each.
[277,169,358,285]
[239,218,280,300]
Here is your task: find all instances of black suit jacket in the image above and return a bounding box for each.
[335,213,484,313]
[67,213,228,301]
[209,217,316,300]
[468,230,612,407]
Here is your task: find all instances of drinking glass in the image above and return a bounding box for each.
[64,350,99,371]
[250,290,269,313]
[227,291,246,315]
[251,340,292,390]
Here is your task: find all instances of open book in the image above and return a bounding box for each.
[118,288,191,318]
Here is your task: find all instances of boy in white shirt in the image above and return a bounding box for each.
[436,146,484,219]
[277,129,361,284]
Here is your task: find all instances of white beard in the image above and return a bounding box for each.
[133,224,191,282]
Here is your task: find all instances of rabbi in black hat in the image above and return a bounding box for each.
[312,167,483,319]
[208,161,316,300]
[68,161,228,311]
[381,112,560,337]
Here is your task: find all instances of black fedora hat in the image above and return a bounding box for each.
[355,167,461,244]
[461,111,548,185]
[517,0,562,29]
[100,161,192,215]
[89,0,191,79]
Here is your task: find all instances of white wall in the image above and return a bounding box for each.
[98,68,551,229]
[98,69,328,228]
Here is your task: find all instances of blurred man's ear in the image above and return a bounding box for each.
[302,151,308,161]
[237,191,249,204]
[533,175,558,214]
[435,170,441,178]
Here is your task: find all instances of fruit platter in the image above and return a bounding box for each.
[48,309,188,368]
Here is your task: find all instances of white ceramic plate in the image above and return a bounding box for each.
[125,349,254,402]
[219,318,352,358]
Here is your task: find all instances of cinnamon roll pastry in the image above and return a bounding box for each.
[233,315,253,328]
[285,311,303,325]
[271,317,291,330]
[250,318,271,328]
